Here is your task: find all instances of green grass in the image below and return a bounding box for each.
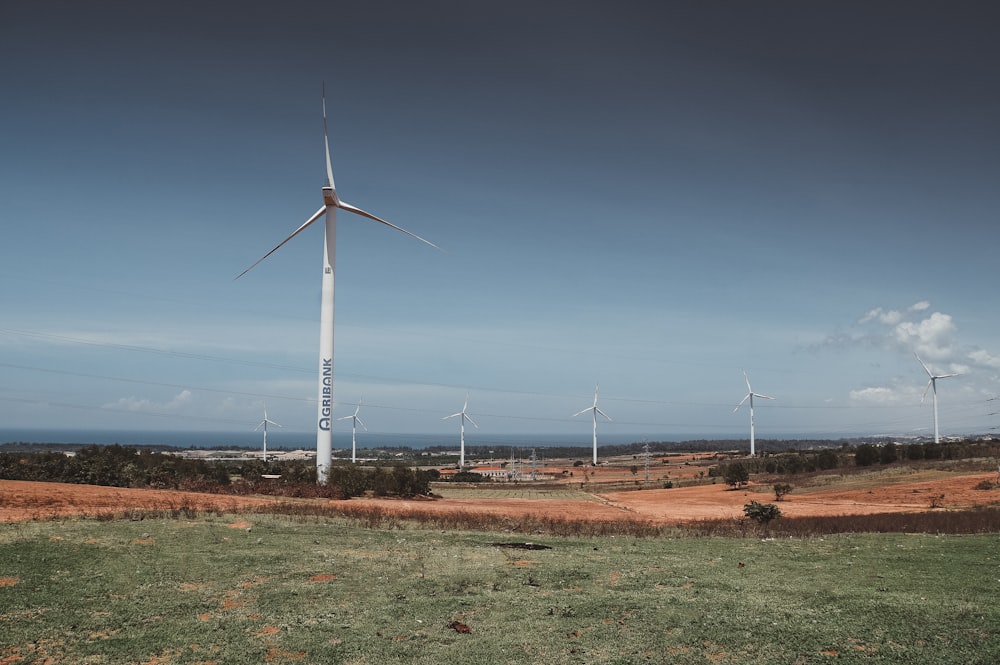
[432,485,601,501]
[2,516,999,664]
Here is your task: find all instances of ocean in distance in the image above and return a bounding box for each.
[0,428,757,450]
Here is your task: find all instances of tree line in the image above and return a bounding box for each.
[0,444,436,499]
[711,438,1000,486]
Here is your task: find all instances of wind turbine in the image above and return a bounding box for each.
[915,353,958,444]
[254,405,282,463]
[734,370,774,456]
[574,385,612,466]
[237,85,441,484]
[336,399,367,464]
[443,394,478,469]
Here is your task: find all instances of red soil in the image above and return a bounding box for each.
[1,471,997,525]
[0,480,285,522]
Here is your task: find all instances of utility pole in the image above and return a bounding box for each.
[643,441,651,483]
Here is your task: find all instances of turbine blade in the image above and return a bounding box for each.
[573,407,590,417]
[336,414,353,421]
[595,407,612,422]
[937,373,959,379]
[921,379,933,403]
[356,417,367,431]
[914,352,933,378]
[443,412,462,420]
[235,206,328,279]
[465,414,479,429]
[336,200,443,251]
[734,394,750,411]
[755,393,776,401]
[743,370,752,392]
[322,82,335,191]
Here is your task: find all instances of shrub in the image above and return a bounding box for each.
[450,471,486,483]
[854,444,879,466]
[722,463,749,488]
[773,483,793,501]
[743,501,781,524]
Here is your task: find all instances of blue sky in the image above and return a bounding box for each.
[3,1,999,447]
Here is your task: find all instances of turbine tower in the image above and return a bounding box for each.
[574,385,612,466]
[443,394,478,469]
[237,85,440,484]
[336,399,367,464]
[254,405,282,463]
[734,370,774,457]
[915,353,958,444]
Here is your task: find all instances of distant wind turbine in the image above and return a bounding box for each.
[574,385,612,466]
[236,85,441,484]
[443,394,478,469]
[336,399,367,464]
[915,353,959,444]
[734,370,774,456]
[254,405,282,463]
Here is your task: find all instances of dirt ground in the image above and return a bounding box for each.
[0,481,287,522]
[2,469,998,524]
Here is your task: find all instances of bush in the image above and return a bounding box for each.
[722,463,749,488]
[773,483,793,501]
[743,501,781,524]
[854,444,879,466]
[450,471,486,483]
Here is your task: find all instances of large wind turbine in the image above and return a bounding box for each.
[915,353,959,444]
[574,385,612,466]
[336,399,367,464]
[237,86,440,484]
[254,405,282,463]
[443,394,478,469]
[734,370,774,456]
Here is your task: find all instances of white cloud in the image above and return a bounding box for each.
[102,390,192,413]
[909,301,930,312]
[893,311,956,359]
[849,386,904,404]
[107,396,152,412]
[859,308,903,325]
[969,349,1000,370]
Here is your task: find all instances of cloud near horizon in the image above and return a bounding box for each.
[103,390,192,414]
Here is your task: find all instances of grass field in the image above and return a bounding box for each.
[432,486,601,501]
[2,515,998,664]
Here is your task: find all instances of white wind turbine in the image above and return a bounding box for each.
[443,394,478,469]
[336,399,367,464]
[237,85,441,484]
[734,370,774,457]
[915,353,959,444]
[574,385,612,466]
[254,405,282,463]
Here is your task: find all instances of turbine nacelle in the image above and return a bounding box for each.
[322,186,339,207]
[914,353,959,402]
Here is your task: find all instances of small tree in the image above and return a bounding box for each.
[879,443,898,465]
[743,501,781,524]
[723,463,749,489]
[854,444,879,467]
[773,483,793,501]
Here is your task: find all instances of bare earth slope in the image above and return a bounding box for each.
[2,470,997,523]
